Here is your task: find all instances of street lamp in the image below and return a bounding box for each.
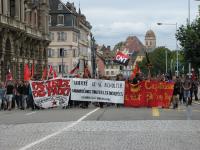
[157,22,179,76]
[60,48,67,77]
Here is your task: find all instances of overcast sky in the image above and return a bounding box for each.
[62,0,198,50]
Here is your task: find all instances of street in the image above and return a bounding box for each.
[0,102,200,150]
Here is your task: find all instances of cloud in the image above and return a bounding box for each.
[61,0,198,49]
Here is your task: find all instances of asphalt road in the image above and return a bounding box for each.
[0,102,200,150]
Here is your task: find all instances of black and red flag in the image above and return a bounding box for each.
[113,51,130,66]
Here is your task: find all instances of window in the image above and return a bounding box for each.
[49,15,51,26]
[58,3,63,10]
[48,48,53,57]
[57,15,64,25]
[57,32,66,41]
[73,32,78,42]
[59,48,64,57]
[50,32,54,41]
[10,0,15,17]
[59,65,62,73]
[111,65,113,69]
[150,41,152,46]
[65,65,68,73]
[111,71,114,75]
[106,71,109,75]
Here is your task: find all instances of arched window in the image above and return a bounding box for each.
[10,0,15,17]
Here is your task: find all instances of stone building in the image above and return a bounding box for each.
[0,0,50,81]
[96,46,121,79]
[48,0,92,77]
[145,29,156,52]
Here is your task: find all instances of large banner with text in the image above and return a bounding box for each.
[71,78,125,103]
[30,78,71,108]
[125,80,174,108]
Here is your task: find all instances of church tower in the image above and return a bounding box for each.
[145,30,156,52]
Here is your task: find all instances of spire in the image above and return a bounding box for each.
[78,1,81,14]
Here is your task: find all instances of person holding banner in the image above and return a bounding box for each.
[5,80,15,111]
[0,82,6,110]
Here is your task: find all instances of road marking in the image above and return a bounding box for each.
[152,107,160,117]
[19,107,100,150]
[193,101,200,105]
[25,112,36,116]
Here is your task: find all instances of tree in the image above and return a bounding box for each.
[113,41,125,51]
[138,47,172,76]
[176,17,200,72]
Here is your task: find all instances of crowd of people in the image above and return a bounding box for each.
[0,73,199,111]
[0,80,35,111]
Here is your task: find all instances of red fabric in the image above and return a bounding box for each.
[42,67,47,80]
[130,63,140,80]
[53,70,57,78]
[24,64,31,81]
[114,51,129,66]
[70,63,79,74]
[84,66,91,78]
[124,80,174,108]
[6,69,13,81]
[31,64,34,78]
[48,65,54,77]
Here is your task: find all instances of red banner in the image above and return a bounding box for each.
[30,78,71,108]
[125,80,174,108]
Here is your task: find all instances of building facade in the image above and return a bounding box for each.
[0,0,50,81]
[48,0,92,77]
[145,29,156,52]
[96,46,121,79]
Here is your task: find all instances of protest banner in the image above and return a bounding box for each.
[71,78,125,103]
[125,80,174,108]
[30,78,71,108]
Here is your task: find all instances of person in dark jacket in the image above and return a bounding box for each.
[5,80,14,110]
[22,81,30,109]
[16,81,24,109]
[172,76,180,109]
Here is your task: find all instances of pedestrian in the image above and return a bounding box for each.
[182,75,192,106]
[16,80,23,109]
[172,76,180,109]
[191,76,199,101]
[0,82,6,110]
[5,80,15,110]
[22,81,30,109]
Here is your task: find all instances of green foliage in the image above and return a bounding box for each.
[176,18,200,71]
[113,41,125,51]
[138,47,172,76]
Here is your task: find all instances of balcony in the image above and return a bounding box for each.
[0,14,42,39]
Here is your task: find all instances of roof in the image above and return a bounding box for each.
[145,30,156,38]
[125,36,145,53]
[49,0,72,13]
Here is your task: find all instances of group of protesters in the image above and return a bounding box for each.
[0,80,35,111]
[0,72,199,111]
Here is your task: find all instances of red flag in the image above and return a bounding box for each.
[6,69,13,81]
[130,63,140,80]
[31,63,34,78]
[53,70,57,78]
[84,65,91,78]
[24,64,31,81]
[48,65,54,77]
[191,68,196,80]
[70,62,79,74]
[42,67,47,80]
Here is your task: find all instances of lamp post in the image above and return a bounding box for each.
[157,22,179,76]
[60,48,67,77]
[90,34,96,78]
